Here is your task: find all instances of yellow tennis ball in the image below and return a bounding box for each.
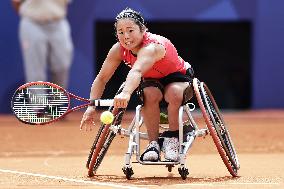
[100,111,114,124]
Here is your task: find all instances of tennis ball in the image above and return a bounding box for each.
[100,111,114,124]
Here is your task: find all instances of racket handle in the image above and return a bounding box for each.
[91,99,114,107]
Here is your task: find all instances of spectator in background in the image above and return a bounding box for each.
[11,0,73,88]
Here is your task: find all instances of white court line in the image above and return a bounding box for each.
[230,182,280,185]
[0,168,147,189]
[1,168,281,188]
[174,182,280,187]
[0,150,88,156]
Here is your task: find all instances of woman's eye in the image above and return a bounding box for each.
[129,30,133,32]
[118,32,123,35]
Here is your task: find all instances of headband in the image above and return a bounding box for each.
[115,9,145,25]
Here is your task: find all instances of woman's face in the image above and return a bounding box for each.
[116,19,144,52]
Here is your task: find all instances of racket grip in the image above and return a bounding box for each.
[91,99,114,107]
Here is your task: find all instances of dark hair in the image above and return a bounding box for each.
[114,7,147,35]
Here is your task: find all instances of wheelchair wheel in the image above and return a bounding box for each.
[85,121,106,169]
[86,83,126,177]
[193,78,240,177]
[87,107,126,177]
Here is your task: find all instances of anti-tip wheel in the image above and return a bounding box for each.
[122,167,134,180]
[178,167,189,180]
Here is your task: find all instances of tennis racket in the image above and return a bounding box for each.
[11,81,114,125]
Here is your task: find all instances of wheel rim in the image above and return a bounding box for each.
[193,78,240,176]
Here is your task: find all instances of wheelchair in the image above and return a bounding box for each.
[86,78,240,180]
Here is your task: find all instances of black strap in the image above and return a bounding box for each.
[140,147,160,162]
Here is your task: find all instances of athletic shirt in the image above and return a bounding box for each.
[120,32,186,79]
[19,0,70,23]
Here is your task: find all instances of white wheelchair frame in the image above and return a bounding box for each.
[87,78,240,180]
[111,102,209,179]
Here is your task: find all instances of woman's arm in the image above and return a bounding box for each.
[89,42,122,101]
[114,43,165,108]
[79,43,122,130]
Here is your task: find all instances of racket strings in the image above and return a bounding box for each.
[12,85,69,124]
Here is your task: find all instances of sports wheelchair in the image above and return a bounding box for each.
[86,78,240,180]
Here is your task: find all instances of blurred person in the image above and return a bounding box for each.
[11,0,73,88]
[79,8,194,162]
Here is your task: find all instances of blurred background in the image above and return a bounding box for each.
[0,0,283,113]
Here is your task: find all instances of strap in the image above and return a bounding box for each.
[140,147,160,162]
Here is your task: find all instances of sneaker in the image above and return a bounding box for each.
[162,137,180,161]
[140,141,160,162]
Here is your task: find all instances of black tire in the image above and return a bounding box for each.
[193,78,240,177]
[92,131,117,172]
[87,107,126,177]
[86,121,106,169]
[86,83,126,177]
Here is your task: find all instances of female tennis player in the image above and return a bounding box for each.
[80,7,194,162]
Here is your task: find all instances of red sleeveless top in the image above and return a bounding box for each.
[120,32,186,79]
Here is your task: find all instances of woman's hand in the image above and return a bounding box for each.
[114,92,131,108]
[79,106,96,131]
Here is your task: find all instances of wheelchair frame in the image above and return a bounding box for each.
[86,78,240,180]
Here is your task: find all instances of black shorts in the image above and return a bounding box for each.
[140,68,194,93]
[159,68,194,86]
[137,68,194,104]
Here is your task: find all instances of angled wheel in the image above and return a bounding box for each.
[87,107,125,177]
[86,83,126,177]
[122,167,134,180]
[178,167,189,180]
[193,78,240,177]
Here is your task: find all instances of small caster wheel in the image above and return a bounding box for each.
[166,165,174,172]
[122,167,134,180]
[178,167,189,180]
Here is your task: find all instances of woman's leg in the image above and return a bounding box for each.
[139,86,163,161]
[162,82,189,161]
[164,82,189,131]
[142,86,163,141]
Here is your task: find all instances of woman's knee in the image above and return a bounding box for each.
[143,87,163,104]
[164,84,187,105]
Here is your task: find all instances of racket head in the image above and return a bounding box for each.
[11,81,70,125]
